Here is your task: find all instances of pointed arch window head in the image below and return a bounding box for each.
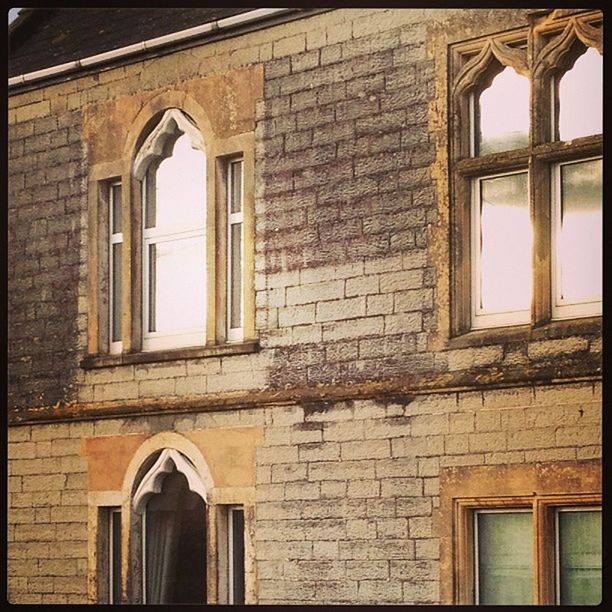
[557,46,602,142]
[474,66,530,156]
[133,108,204,180]
[133,448,207,515]
[92,100,253,361]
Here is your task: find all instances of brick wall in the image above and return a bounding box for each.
[8,421,91,604]
[254,381,600,604]
[252,8,601,389]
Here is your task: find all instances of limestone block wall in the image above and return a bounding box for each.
[8,380,600,604]
[8,7,602,605]
[252,380,600,604]
[9,8,600,413]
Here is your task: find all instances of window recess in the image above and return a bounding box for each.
[109,508,122,604]
[228,506,245,604]
[95,505,122,604]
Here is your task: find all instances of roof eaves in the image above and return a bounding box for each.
[8,8,315,91]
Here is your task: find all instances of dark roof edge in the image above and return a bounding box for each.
[8,7,43,35]
[8,8,311,92]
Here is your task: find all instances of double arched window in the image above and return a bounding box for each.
[450,10,602,333]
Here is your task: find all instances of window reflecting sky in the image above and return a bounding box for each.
[478,67,530,155]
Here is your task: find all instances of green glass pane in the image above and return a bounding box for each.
[477,511,533,605]
[558,510,601,605]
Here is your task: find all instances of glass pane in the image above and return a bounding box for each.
[148,243,156,332]
[111,243,122,342]
[558,47,602,141]
[230,508,245,604]
[145,470,206,604]
[557,159,602,304]
[148,237,206,335]
[230,160,243,214]
[558,510,601,605]
[477,511,533,605]
[147,133,206,231]
[230,223,242,330]
[144,173,156,230]
[111,183,122,234]
[478,172,531,314]
[477,66,529,155]
[111,510,122,604]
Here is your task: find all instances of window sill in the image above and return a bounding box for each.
[80,340,259,369]
[448,316,601,349]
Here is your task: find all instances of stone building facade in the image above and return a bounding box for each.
[8,8,602,605]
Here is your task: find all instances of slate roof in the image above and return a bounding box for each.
[8,8,255,78]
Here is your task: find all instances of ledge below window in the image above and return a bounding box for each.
[447,316,601,349]
[80,340,260,369]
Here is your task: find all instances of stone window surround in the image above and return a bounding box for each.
[83,90,257,369]
[438,459,601,604]
[87,431,255,604]
[447,9,603,348]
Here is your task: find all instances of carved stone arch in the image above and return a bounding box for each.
[534,17,603,79]
[122,431,215,509]
[574,17,603,54]
[453,37,528,97]
[133,108,204,180]
[123,89,218,166]
[132,448,207,514]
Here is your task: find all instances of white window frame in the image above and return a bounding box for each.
[109,182,123,354]
[227,158,244,343]
[141,162,207,352]
[553,505,601,605]
[470,169,532,329]
[473,507,533,605]
[550,156,602,321]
